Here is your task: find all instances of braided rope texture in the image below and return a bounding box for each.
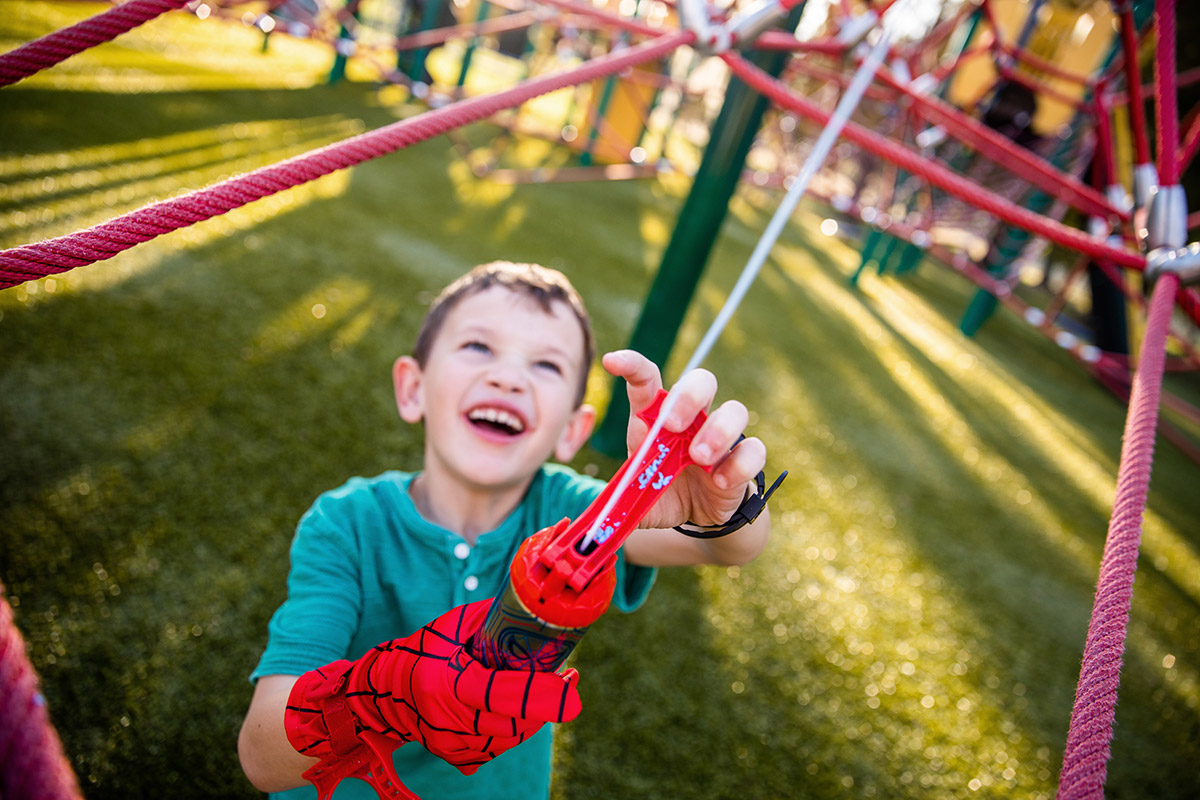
[0,0,190,88]
[0,28,692,290]
[0,587,83,800]
[1055,274,1178,800]
[1154,0,1179,183]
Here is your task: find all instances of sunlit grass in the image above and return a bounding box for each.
[2,2,1198,799]
[2,1,334,91]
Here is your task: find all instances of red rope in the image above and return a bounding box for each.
[1152,0,1180,183]
[1094,90,1118,190]
[0,0,190,88]
[0,587,83,800]
[1154,0,1180,184]
[1118,2,1153,166]
[751,32,847,55]
[531,0,662,39]
[873,69,1127,223]
[0,29,693,289]
[721,52,1146,271]
[389,11,538,54]
[1055,273,1179,800]
[1177,103,1200,173]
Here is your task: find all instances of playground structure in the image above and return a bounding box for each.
[2,0,1199,798]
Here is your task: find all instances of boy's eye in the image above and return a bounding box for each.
[534,360,563,376]
[462,341,490,354]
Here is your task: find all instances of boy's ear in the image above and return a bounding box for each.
[554,404,596,462]
[392,356,425,424]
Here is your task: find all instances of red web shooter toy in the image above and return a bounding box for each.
[468,389,709,671]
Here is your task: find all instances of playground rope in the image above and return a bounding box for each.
[0,0,191,88]
[719,52,1147,272]
[0,28,693,289]
[1055,272,1179,800]
[0,587,83,800]
[1118,1,1153,168]
[1154,0,1180,185]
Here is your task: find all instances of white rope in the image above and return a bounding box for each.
[581,11,900,550]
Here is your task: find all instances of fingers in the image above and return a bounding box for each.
[602,351,765,483]
[709,435,767,492]
[688,399,747,467]
[455,661,582,725]
[602,350,662,416]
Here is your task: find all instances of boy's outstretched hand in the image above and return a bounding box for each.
[602,350,769,537]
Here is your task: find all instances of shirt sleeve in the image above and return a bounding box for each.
[250,483,366,681]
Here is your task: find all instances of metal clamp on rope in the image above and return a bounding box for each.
[1145,243,1200,288]
[720,0,785,52]
[1145,184,1188,251]
[1133,163,1159,210]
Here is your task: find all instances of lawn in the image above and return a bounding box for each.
[2,3,1199,799]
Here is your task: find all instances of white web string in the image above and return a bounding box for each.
[580,9,902,551]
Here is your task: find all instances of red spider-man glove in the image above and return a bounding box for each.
[284,599,583,800]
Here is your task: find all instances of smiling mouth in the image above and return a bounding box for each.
[467,407,526,436]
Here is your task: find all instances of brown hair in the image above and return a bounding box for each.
[413,261,596,406]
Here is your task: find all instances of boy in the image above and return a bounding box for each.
[238,262,772,799]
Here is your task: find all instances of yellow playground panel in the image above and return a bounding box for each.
[947,0,1117,135]
[426,0,671,165]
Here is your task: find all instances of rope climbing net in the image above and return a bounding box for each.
[1,1,1196,799]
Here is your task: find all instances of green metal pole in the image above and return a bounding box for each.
[850,226,883,286]
[581,73,620,167]
[456,0,494,89]
[580,32,628,167]
[408,0,447,82]
[593,7,804,455]
[329,21,352,83]
[896,241,923,273]
[876,231,902,274]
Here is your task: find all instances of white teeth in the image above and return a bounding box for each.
[468,407,525,433]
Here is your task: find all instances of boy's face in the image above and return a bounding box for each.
[394,286,595,494]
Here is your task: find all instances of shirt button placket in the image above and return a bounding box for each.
[452,541,479,600]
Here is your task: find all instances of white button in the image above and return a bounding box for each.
[453,542,470,560]
[464,575,479,592]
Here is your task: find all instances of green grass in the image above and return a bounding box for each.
[2,3,1199,798]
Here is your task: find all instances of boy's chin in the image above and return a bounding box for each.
[452,452,553,491]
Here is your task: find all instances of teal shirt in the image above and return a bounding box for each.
[251,464,657,800]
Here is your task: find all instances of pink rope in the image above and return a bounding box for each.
[1177,105,1200,173]
[0,587,83,800]
[1055,273,1179,800]
[531,0,662,38]
[1094,90,1118,190]
[720,52,1146,271]
[1154,0,1179,184]
[1118,1,1153,166]
[873,69,1127,222]
[0,29,693,289]
[0,0,190,88]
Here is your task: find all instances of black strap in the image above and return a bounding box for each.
[674,439,787,539]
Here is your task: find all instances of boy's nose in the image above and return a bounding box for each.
[485,364,528,393]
